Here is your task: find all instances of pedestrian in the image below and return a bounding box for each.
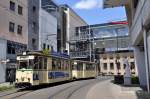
[9,70,14,85]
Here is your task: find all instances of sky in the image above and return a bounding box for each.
[54,0,127,25]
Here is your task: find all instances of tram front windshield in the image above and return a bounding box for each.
[18,59,34,69]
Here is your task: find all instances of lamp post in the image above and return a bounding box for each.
[115,28,120,75]
[88,25,92,62]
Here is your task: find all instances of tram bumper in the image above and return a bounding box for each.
[15,82,31,88]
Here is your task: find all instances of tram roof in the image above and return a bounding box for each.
[17,51,70,59]
[73,60,95,64]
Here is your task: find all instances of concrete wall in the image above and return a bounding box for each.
[28,0,40,50]
[0,39,7,83]
[134,47,147,86]
[39,8,57,51]
[0,0,28,44]
[127,0,150,91]
[145,30,150,90]
[68,8,88,40]
[65,6,88,53]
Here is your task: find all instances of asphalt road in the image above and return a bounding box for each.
[0,76,112,99]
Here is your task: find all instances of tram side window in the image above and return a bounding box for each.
[72,63,76,70]
[86,64,94,71]
[66,61,69,70]
[61,60,64,70]
[34,56,39,69]
[52,59,57,70]
[77,63,83,71]
[57,60,61,70]
[29,59,34,69]
[39,57,43,69]
[86,64,90,70]
[44,58,47,69]
[64,60,68,70]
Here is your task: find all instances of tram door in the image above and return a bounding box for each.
[83,63,86,78]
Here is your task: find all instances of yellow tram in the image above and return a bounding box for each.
[72,60,97,79]
[15,51,98,87]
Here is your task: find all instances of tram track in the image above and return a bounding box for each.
[0,90,33,99]
[49,79,100,99]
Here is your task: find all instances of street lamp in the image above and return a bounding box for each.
[93,41,96,62]
[88,25,92,62]
[115,28,120,75]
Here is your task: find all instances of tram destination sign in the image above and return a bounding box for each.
[17,56,35,60]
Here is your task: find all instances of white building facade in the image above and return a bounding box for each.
[39,8,57,51]
[100,52,137,76]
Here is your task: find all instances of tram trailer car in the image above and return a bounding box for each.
[15,51,98,87]
[15,51,72,87]
[72,60,98,79]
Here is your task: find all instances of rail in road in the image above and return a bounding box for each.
[49,76,112,99]
[0,76,112,99]
[0,91,32,99]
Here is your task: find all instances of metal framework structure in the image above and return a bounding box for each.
[69,22,132,62]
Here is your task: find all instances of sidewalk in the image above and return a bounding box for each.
[0,82,14,87]
[87,80,150,99]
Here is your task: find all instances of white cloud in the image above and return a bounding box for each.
[74,0,103,10]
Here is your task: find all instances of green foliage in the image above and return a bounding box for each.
[0,86,14,92]
[114,75,124,84]
[131,76,139,84]
[42,48,50,55]
[113,75,139,85]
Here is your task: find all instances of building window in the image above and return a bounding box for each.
[9,22,15,32]
[130,62,135,70]
[75,27,79,36]
[32,38,36,45]
[103,56,107,60]
[103,63,107,70]
[110,63,114,70]
[124,64,126,69]
[17,25,22,34]
[7,43,15,54]
[32,22,36,33]
[43,43,46,49]
[10,1,15,11]
[116,62,121,70]
[51,46,54,51]
[18,5,23,15]
[116,56,120,59]
[130,55,134,59]
[110,56,113,59]
[47,45,50,50]
[33,6,36,12]
[133,0,139,9]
